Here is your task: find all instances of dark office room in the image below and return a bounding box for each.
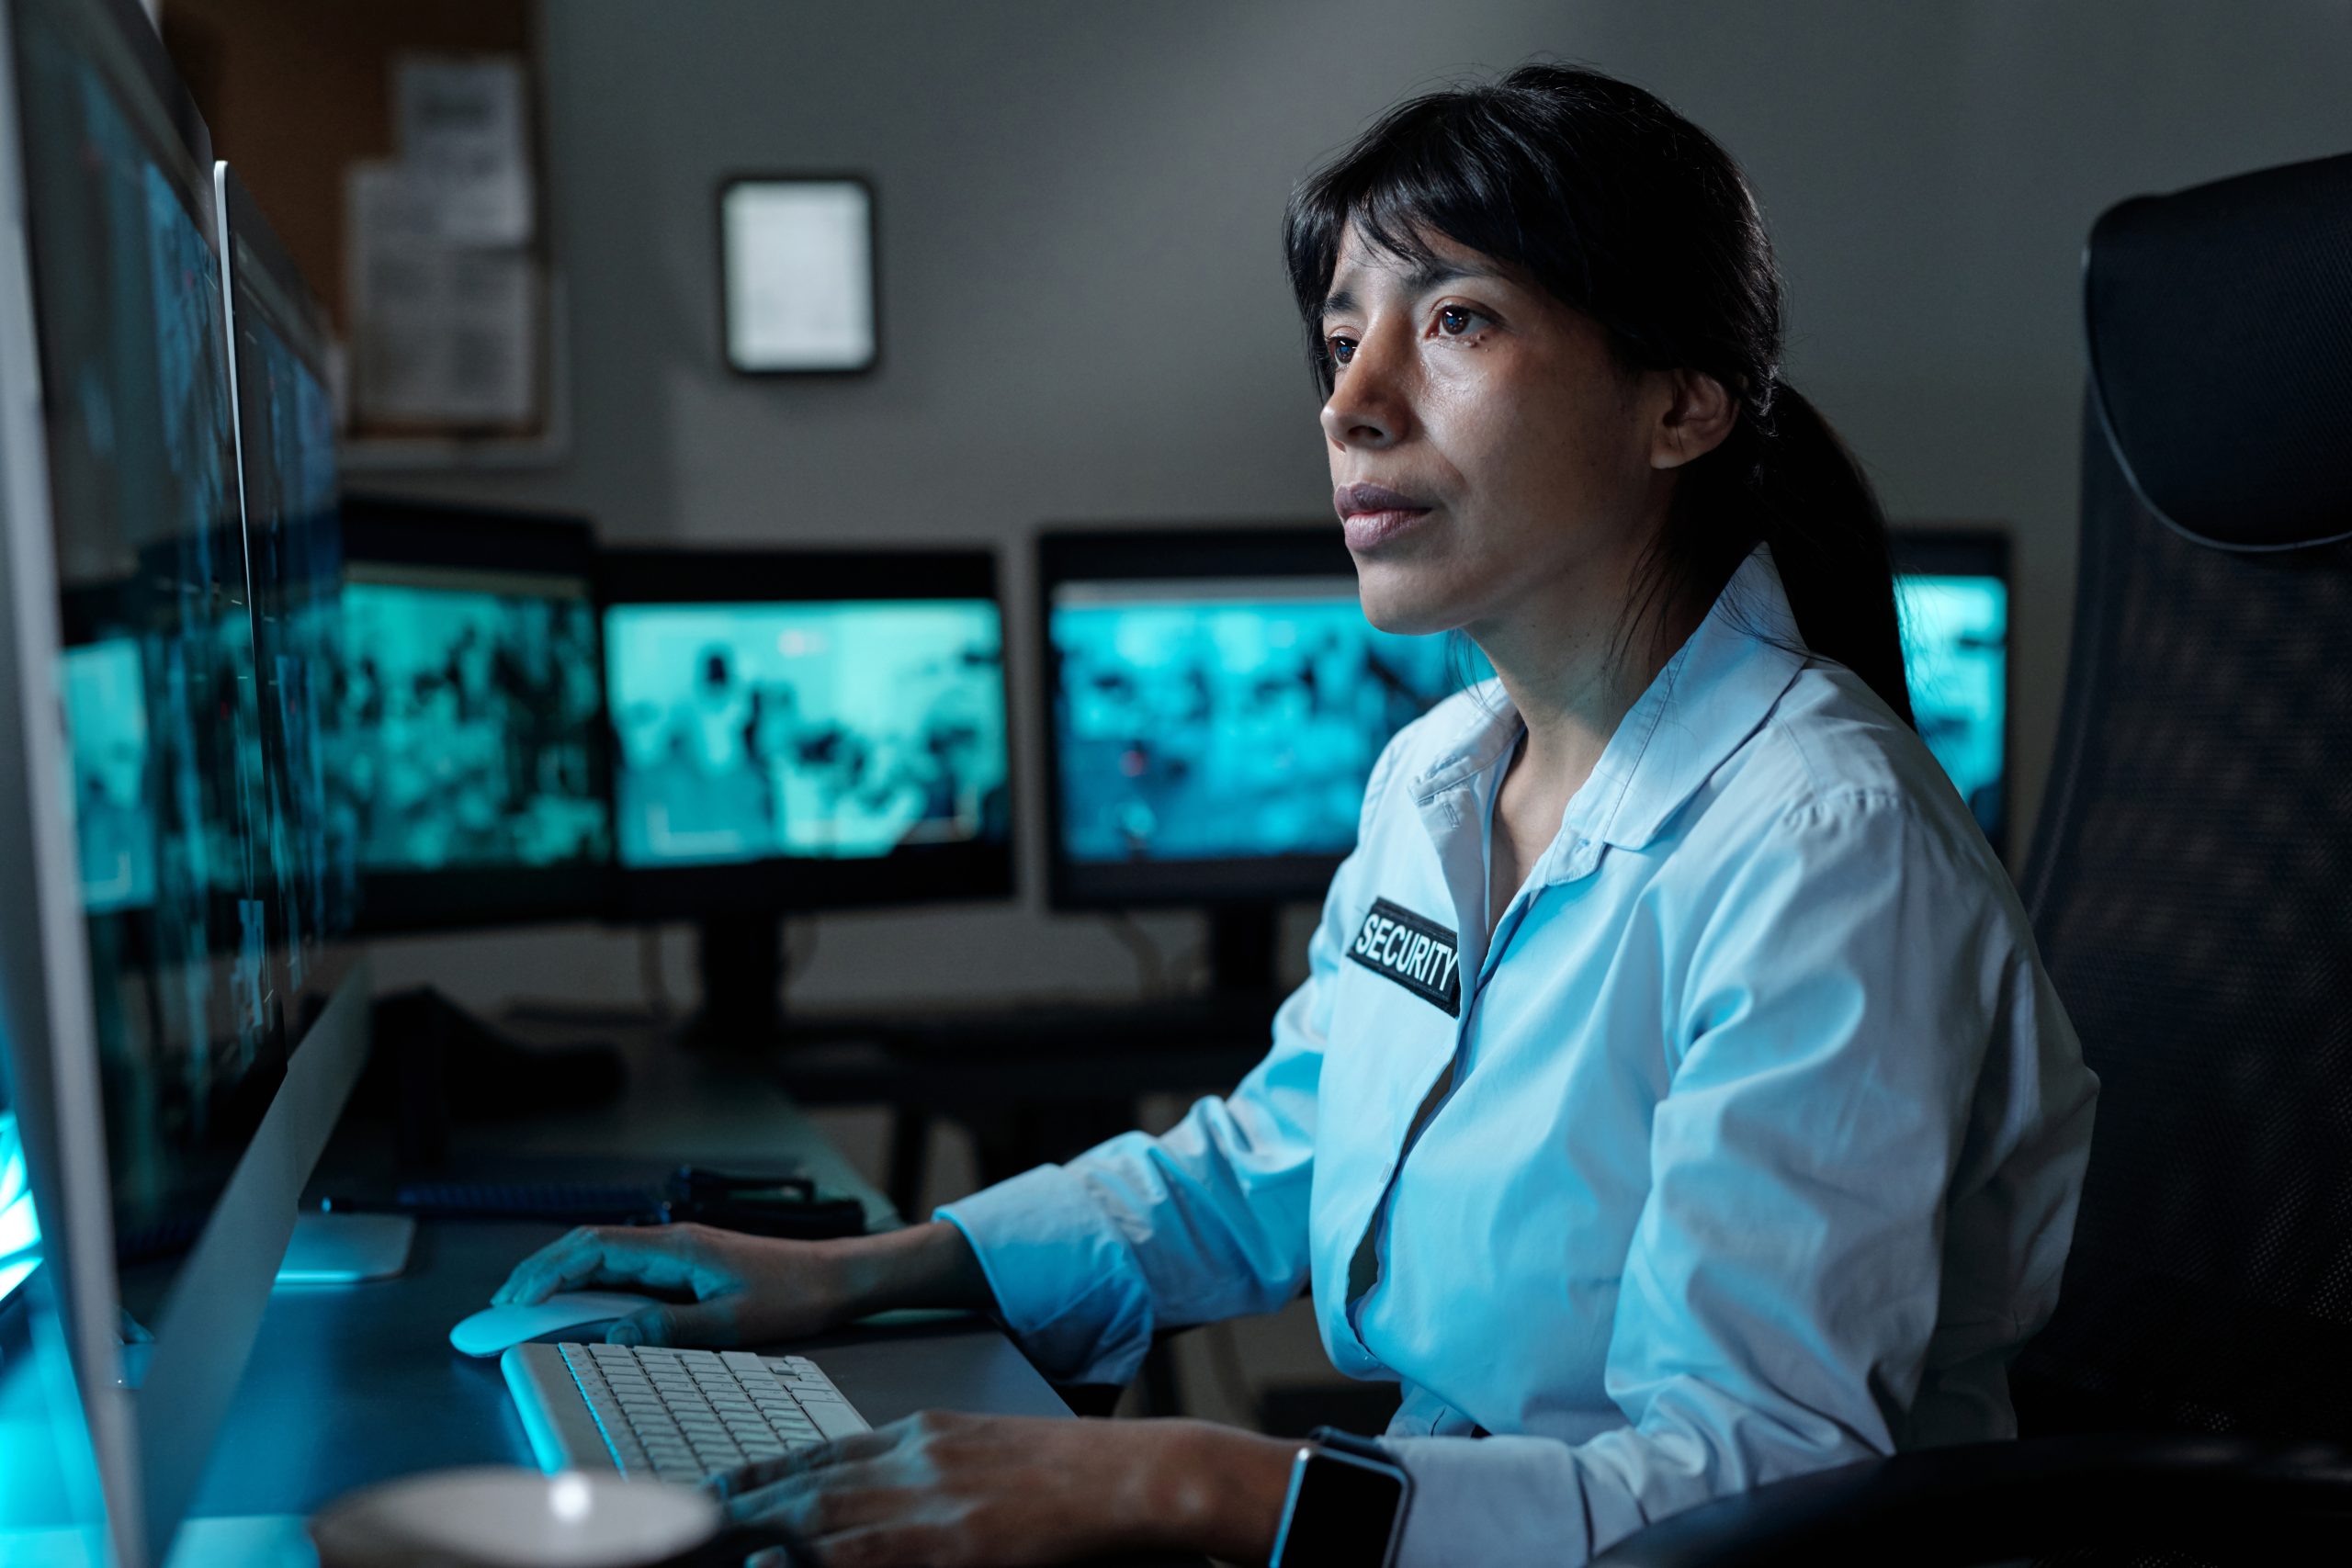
[2,2,2349,1564]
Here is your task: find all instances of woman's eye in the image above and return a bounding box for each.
[1435,305,1488,337]
[1327,335,1358,366]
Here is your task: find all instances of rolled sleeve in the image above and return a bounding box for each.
[934,1163,1156,1385]
[931,955,1335,1386]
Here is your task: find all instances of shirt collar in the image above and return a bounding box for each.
[1408,547,1809,856]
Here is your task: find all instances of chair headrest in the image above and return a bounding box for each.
[2085,152,2352,551]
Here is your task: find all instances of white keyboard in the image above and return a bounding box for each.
[502,1340,871,1485]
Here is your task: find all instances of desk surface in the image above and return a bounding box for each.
[8,1017,1206,1566]
[188,1216,1071,1517]
[196,1034,1072,1516]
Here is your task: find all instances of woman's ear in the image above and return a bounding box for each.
[1648,369,1737,470]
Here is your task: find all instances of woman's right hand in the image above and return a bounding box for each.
[490,1222,855,1348]
[487,1219,994,1349]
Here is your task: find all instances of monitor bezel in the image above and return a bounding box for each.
[1889,524,2013,856]
[597,545,1015,920]
[336,495,614,933]
[219,162,331,382]
[1036,524,1374,913]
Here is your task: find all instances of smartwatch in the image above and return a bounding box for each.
[1268,1427,1412,1568]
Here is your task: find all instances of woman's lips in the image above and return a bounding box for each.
[1334,482,1434,552]
[1341,507,1432,551]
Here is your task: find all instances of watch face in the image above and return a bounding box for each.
[1284,1447,1407,1566]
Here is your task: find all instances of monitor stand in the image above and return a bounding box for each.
[274,1212,416,1285]
[684,915,786,1051]
[1204,901,1281,999]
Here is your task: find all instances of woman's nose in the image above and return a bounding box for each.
[1319,330,1412,450]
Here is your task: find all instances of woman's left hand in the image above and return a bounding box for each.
[709,1411,1295,1567]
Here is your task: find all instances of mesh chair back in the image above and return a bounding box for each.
[2015,152,2352,1443]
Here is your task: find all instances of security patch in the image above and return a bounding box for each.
[1347,897,1461,1016]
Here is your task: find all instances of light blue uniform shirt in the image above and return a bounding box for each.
[940,550,2098,1565]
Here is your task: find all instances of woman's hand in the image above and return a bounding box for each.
[710,1413,1296,1567]
[490,1223,853,1347]
[489,1219,995,1348]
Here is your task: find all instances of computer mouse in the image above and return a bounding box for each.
[447,1291,662,1358]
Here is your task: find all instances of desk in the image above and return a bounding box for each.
[151,1027,1205,1564]
[186,1219,1072,1518]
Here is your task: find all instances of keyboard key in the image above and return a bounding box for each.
[805,1402,866,1440]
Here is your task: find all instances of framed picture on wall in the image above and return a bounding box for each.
[718,175,878,374]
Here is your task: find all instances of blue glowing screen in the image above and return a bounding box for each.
[0,1109,35,1308]
[1898,574,2007,842]
[1050,581,1483,863]
[17,0,282,1261]
[62,639,154,916]
[322,576,608,874]
[605,601,1009,867]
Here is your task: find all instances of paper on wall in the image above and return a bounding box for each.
[346,161,537,425]
[393,53,535,247]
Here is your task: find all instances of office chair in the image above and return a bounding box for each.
[1593,149,2352,1565]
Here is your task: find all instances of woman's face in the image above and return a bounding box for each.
[1317,224,1669,640]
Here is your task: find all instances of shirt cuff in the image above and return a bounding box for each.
[1381,1434,1623,1568]
[933,1163,1155,1386]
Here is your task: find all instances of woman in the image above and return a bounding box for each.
[495,64,2096,1566]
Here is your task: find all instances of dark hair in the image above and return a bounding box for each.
[1283,62,1913,726]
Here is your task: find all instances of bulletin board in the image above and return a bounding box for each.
[161,0,562,465]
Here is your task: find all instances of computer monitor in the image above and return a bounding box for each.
[327,496,611,932]
[601,547,1012,1041]
[0,1,373,1559]
[1890,528,2011,854]
[1038,526,1484,992]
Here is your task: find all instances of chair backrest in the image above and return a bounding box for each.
[2014,151,2352,1442]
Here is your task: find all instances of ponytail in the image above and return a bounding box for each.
[1662,384,1914,727]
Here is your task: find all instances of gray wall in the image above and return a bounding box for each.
[369,0,2352,1014]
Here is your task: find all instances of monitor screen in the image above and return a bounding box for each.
[598,548,1012,918]
[1051,579,1474,865]
[606,599,1009,868]
[330,567,607,874]
[1038,526,1483,911]
[318,499,609,931]
[0,1098,35,1309]
[61,637,156,917]
[1898,570,2008,848]
[14,0,281,1264]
